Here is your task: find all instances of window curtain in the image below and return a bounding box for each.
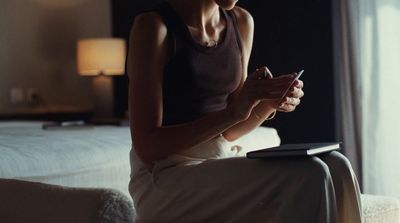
[334,0,400,196]
[360,0,400,197]
[333,0,363,186]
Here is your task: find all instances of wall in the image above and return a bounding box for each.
[0,0,112,114]
[238,0,336,143]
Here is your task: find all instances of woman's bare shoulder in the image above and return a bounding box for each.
[231,6,254,56]
[130,11,167,40]
[127,11,169,79]
[231,6,254,29]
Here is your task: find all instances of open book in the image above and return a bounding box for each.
[246,142,341,158]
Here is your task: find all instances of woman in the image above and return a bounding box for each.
[127,0,362,222]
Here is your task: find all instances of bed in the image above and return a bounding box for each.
[0,121,281,197]
[0,121,132,196]
[1,121,399,222]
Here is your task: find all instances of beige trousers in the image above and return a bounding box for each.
[129,136,362,223]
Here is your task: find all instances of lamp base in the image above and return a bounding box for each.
[92,75,114,119]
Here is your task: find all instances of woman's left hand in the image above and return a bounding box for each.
[277,79,304,112]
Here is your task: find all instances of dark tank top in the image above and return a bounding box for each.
[155,2,243,126]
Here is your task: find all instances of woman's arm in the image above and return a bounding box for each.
[128,13,242,164]
[128,12,293,164]
[222,7,274,141]
[223,7,304,141]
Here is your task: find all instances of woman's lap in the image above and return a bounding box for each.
[131,152,347,222]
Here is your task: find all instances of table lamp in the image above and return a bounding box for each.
[77,38,126,122]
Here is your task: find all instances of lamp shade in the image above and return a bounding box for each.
[77,38,126,76]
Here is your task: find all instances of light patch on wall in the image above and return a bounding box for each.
[0,0,112,114]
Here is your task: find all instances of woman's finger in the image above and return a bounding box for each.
[278,97,301,112]
[250,66,274,80]
[259,66,273,79]
[293,79,304,89]
[277,103,296,112]
[249,70,263,80]
[280,97,301,107]
[288,87,305,98]
[256,66,273,78]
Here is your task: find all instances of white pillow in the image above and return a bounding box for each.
[229,126,281,156]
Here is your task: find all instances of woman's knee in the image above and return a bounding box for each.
[301,156,331,183]
[319,151,354,174]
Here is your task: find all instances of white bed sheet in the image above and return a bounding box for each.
[0,121,132,196]
[0,121,280,197]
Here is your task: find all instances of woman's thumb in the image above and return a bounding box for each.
[250,66,273,80]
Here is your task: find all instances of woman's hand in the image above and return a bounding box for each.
[277,79,305,112]
[227,68,294,122]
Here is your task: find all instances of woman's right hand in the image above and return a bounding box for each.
[227,68,295,122]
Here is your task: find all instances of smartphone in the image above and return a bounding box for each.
[280,69,304,102]
[295,69,304,80]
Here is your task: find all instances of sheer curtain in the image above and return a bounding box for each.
[359,0,400,197]
[336,0,400,197]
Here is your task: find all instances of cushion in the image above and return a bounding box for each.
[362,194,400,223]
[231,126,281,156]
[0,179,135,223]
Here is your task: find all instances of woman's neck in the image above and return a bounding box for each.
[167,0,220,30]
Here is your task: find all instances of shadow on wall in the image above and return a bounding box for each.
[38,9,79,82]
